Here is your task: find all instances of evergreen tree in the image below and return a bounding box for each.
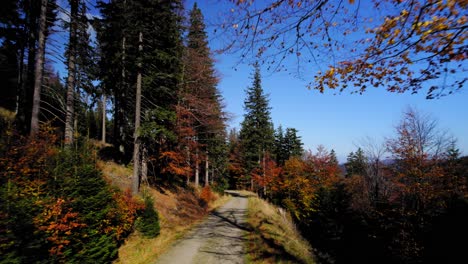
[239,63,275,187]
[137,0,184,181]
[182,3,227,187]
[0,0,21,111]
[96,0,132,157]
[97,0,184,169]
[284,127,303,158]
[274,125,286,165]
[274,126,303,165]
[345,148,367,177]
[64,0,79,144]
[330,149,338,166]
[30,0,49,136]
[13,0,57,135]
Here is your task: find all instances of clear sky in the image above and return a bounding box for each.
[189,0,468,162]
[56,0,468,163]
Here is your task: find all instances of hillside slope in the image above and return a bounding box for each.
[97,160,229,264]
[246,196,315,264]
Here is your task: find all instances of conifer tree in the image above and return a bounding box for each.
[284,127,303,158]
[30,0,49,136]
[10,0,57,135]
[345,148,367,178]
[96,0,132,157]
[239,64,275,188]
[64,0,78,144]
[183,3,226,186]
[274,125,286,165]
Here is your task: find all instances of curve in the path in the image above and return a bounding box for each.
[155,192,249,264]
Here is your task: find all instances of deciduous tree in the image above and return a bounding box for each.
[222,0,467,98]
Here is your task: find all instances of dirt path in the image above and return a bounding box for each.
[155,191,250,264]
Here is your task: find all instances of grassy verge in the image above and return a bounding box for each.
[115,188,230,264]
[98,160,232,264]
[246,196,315,264]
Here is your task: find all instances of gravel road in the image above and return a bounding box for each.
[155,191,249,264]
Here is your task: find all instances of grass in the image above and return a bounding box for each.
[114,187,231,264]
[246,196,315,264]
[97,160,231,264]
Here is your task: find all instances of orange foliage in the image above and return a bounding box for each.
[386,108,457,211]
[303,146,340,188]
[252,153,281,194]
[0,126,58,184]
[275,146,341,221]
[105,189,144,240]
[160,151,192,177]
[200,185,215,205]
[34,198,86,256]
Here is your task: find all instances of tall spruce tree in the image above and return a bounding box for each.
[345,148,367,177]
[30,0,49,136]
[284,127,303,158]
[183,3,227,187]
[7,0,57,135]
[274,126,303,165]
[64,0,79,144]
[239,64,274,188]
[96,0,132,158]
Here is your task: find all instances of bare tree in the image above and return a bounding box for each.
[218,0,467,98]
[356,136,388,203]
[64,0,79,144]
[387,107,453,164]
[30,0,48,137]
[132,31,143,195]
[101,94,106,144]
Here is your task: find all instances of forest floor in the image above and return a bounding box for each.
[97,160,231,264]
[155,191,250,264]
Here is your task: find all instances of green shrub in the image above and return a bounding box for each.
[0,131,141,263]
[136,196,160,238]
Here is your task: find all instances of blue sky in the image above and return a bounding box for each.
[189,0,468,162]
[55,0,467,162]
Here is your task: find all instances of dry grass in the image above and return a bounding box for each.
[246,197,315,264]
[115,187,231,264]
[0,107,15,121]
[98,160,133,191]
[98,160,231,264]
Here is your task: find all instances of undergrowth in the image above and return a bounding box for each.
[0,127,144,263]
[246,196,315,264]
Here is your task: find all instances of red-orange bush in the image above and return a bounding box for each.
[34,198,86,257]
[200,185,215,205]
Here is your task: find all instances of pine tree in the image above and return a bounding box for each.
[182,3,226,187]
[10,0,57,135]
[239,63,275,188]
[64,0,79,144]
[329,149,338,166]
[284,127,303,158]
[30,0,49,136]
[96,0,132,158]
[345,148,367,177]
[274,126,303,165]
[274,125,286,165]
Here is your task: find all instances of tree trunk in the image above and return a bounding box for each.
[142,145,148,186]
[132,31,143,195]
[263,150,266,197]
[29,0,48,137]
[101,94,106,143]
[211,168,214,185]
[205,152,209,186]
[64,0,79,144]
[195,149,199,188]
